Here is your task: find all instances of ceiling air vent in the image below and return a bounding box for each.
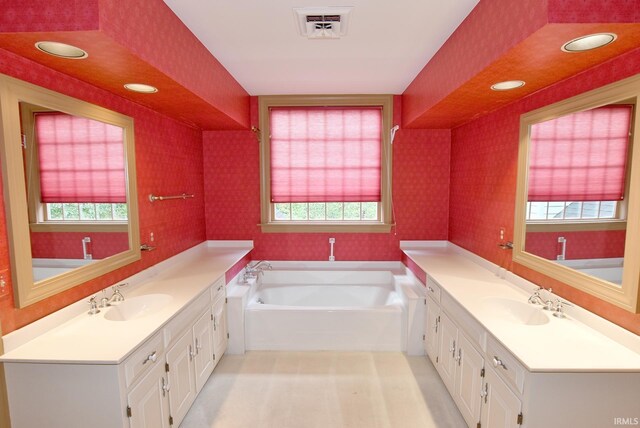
[293,7,353,39]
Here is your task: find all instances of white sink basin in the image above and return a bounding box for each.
[104,294,173,321]
[481,297,550,326]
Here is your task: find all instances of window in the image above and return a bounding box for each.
[259,95,394,232]
[22,105,128,232]
[526,104,632,225]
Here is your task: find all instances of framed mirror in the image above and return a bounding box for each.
[514,74,640,313]
[0,74,140,308]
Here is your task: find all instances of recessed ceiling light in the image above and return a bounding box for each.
[561,33,617,52]
[124,83,158,94]
[490,80,526,91]
[35,41,88,59]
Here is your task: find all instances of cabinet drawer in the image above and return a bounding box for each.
[211,276,226,304]
[425,276,442,303]
[442,292,486,352]
[164,291,210,346]
[486,335,526,395]
[124,331,165,388]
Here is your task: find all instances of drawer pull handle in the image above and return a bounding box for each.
[427,286,435,293]
[189,345,195,360]
[217,284,223,292]
[493,356,507,370]
[450,340,456,358]
[142,351,157,365]
[195,338,202,354]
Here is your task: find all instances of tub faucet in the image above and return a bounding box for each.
[247,261,272,276]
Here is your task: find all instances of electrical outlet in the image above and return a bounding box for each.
[329,237,335,244]
[150,232,155,242]
[499,227,505,241]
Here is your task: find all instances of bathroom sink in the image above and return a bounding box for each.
[481,297,550,326]
[104,294,173,321]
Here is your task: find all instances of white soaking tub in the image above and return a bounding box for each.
[244,262,412,352]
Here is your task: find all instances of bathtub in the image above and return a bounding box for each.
[32,258,94,282]
[243,262,419,352]
[556,257,623,284]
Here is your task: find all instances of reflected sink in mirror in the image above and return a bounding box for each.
[481,297,550,326]
[104,294,173,321]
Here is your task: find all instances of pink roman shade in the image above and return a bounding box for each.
[528,105,632,202]
[35,112,126,203]
[270,107,382,203]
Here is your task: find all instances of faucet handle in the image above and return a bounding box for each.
[87,296,100,315]
[552,299,572,318]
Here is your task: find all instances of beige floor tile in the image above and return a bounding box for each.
[181,351,466,428]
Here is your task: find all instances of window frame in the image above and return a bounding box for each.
[258,95,394,233]
[21,103,128,233]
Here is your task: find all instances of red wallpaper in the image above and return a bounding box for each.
[525,230,626,261]
[30,232,129,260]
[0,49,206,333]
[203,97,451,261]
[449,46,640,334]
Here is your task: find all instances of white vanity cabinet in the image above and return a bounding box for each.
[428,277,486,428]
[211,276,228,367]
[3,276,226,428]
[127,359,171,428]
[423,279,441,365]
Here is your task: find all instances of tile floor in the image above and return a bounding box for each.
[181,351,466,428]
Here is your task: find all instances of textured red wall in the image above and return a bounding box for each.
[30,232,129,260]
[203,97,451,260]
[0,49,206,333]
[449,46,640,334]
[524,230,626,261]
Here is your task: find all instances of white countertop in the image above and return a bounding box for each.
[0,242,252,365]
[402,244,640,373]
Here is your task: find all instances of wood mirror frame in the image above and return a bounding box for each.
[513,74,640,313]
[0,74,140,308]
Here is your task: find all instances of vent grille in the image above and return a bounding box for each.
[294,7,352,39]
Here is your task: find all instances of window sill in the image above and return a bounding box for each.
[259,222,394,233]
[29,222,129,233]
[525,220,626,232]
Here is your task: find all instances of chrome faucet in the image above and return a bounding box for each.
[527,287,545,305]
[107,283,126,304]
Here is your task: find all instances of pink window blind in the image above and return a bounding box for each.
[270,107,382,203]
[35,112,127,203]
[528,105,632,202]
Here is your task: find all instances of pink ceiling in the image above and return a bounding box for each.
[0,0,249,130]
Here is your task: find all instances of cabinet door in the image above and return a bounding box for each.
[481,367,522,428]
[127,360,171,428]
[424,296,441,366]
[193,308,215,392]
[212,297,228,366]
[166,328,197,426]
[454,333,484,428]
[436,312,457,394]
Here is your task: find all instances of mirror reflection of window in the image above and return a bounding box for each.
[31,111,128,223]
[524,104,633,284]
